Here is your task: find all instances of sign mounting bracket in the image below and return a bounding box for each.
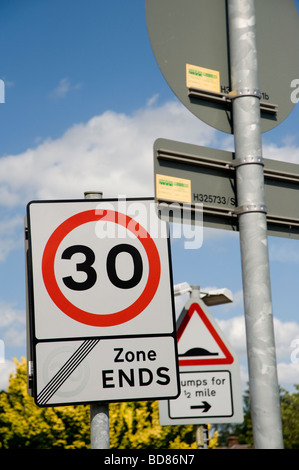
[188,87,278,115]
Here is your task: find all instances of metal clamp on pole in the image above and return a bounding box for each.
[228,88,278,114]
[228,88,262,100]
[234,204,267,216]
[230,155,264,168]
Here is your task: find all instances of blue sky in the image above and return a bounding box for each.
[0,0,299,400]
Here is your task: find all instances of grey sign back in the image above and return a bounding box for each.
[146,0,299,134]
[154,138,299,239]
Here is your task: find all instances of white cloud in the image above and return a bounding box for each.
[0,215,24,261]
[0,215,23,236]
[50,77,82,99]
[0,302,26,390]
[263,142,299,165]
[1,98,299,265]
[277,363,299,390]
[146,93,159,107]
[216,315,247,357]
[0,360,15,391]
[0,237,18,262]
[215,315,299,391]
[0,100,217,208]
[0,301,26,347]
[229,289,244,309]
[274,318,299,361]
[216,315,299,361]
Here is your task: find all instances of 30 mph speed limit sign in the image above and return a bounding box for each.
[26,198,180,406]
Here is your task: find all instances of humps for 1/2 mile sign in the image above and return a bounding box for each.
[25,198,180,406]
[159,291,243,425]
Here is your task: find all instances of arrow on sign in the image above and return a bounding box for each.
[190,401,211,413]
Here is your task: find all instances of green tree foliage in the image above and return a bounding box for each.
[0,358,90,448]
[3,358,299,449]
[218,387,253,447]
[280,385,299,449]
[216,385,299,449]
[0,358,218,449]
[109,401,199,449]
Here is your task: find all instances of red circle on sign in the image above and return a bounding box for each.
[42,209,161,327]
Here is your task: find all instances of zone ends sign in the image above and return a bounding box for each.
[25,197,180,406]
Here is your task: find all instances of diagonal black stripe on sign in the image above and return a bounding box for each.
[37,339,100,405]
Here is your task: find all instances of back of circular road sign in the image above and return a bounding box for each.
[146,0,299,134]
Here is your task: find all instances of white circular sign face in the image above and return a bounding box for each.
[41,208,161,328]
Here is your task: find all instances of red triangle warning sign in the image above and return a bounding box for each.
[177,302,234,366]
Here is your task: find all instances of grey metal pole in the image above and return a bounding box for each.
[227,0,283,448]
[90,402,110,449]
[191,287,209,450]
[84,191,110,449]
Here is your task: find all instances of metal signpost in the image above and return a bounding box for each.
[146,0,299,448]
[25,198,180,423]
[159,287,243,426]
[84,191,109,450]
[227,0,283,448]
